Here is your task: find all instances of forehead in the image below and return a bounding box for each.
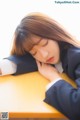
[23,35,43,51]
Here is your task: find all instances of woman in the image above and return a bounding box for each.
[0,13,80,120]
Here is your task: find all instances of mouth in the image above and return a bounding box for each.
[46,57,54,63]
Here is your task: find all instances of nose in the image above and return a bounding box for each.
[38,48,48,58]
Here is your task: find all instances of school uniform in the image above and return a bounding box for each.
[1,45,80,120]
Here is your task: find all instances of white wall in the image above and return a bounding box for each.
[0,0,80,59]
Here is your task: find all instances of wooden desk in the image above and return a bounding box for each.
[0,72,76,119]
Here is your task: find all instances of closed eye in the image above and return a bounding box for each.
[42,40,48,47]
[30,39,48,56]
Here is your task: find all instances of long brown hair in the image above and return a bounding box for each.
[10,12,80,56]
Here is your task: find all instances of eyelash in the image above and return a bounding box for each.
[42,40,48,46]
[32,40,48,56]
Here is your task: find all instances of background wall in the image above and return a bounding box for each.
[0,0,80,59]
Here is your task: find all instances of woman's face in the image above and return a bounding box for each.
[28,35,60,64]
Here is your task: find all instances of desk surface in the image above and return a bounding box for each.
[0,72,76,118]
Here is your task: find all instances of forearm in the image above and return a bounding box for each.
[0,68,2,75]
[44,80,80,120]
[6,53,38,75]
[46,78,62,90]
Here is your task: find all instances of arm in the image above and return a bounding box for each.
[44,65,80,120]
[0,68,2,75]
[0,53,37,76]
[5,53,38,75]
[36,61,80,119]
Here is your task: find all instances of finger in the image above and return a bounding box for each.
[36,60,41,69]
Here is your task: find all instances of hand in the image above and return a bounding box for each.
[36,60,61,82]
[0,68,2,75]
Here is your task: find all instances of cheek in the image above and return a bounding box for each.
[55,46,60,60]
[52,43,60,55]
[33,54,43,62]
[55,46,60,56]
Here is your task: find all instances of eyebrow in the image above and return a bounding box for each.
[30,38,43,51]
[33,37,43,45]
[30,39,48,56]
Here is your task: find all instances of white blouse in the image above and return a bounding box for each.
[0,59,17,76]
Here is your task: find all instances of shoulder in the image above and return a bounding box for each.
[67,46,80,79]
[61,45,80,64]
[67,46,80,59]
[68,45,80,53]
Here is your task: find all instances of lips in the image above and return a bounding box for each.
[46,57,54,63]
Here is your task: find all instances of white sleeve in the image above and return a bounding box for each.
[0,59,17,76]
[46,78,63,91]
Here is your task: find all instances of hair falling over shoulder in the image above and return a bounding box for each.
[10,12,80,56]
